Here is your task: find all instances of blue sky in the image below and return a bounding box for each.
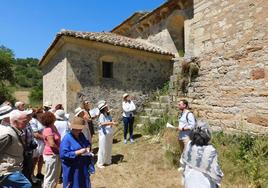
[0,0,165,59]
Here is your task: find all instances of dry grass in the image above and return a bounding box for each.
[91,130,182,188]
[13,90,30,103]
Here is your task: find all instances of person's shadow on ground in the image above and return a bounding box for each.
[112,154,124,164]
[132,134,142,139]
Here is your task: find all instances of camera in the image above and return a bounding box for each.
[28,140,38,150]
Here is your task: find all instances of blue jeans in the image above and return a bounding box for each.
[123,117,134,140]
[0,171,32,188]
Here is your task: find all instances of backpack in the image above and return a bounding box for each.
[185,111,197,128]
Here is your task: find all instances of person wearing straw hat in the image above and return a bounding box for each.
[60,117,93,188]
[54,109,70,184]
[0,105,13,126]
[74,107,92,144]
[54,109,69,141]
[96,101,117,168]
[43,101,52,112]
[80,100,95,138]
[122,93,136,144]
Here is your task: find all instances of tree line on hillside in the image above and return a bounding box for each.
[0,45,42,105]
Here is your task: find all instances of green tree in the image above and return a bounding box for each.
[14,58,41,88]
[0,45,15,104]
[0,45,15,82]
[29,86,43,104]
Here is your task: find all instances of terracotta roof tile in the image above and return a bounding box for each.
[58,30,174,56]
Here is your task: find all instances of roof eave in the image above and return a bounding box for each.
[39,33,174,67]
[38,34,62,67]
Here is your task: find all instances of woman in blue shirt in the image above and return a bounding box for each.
[96,101,117,168]
[60,117,93,188]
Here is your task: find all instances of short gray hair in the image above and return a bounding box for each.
[10,110,27,125]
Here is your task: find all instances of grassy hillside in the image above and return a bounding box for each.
[13,58,43,106]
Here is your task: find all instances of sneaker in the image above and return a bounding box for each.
[124,139,127,144]
[36,173,44,180]
[130,139,135,143]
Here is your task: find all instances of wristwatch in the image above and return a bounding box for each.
[182,127,185,131]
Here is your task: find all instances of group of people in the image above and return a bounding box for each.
[176,99,224,188]
[0,94,223,188]
[0,93,136,188]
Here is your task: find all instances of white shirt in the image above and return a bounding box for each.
[178,110,196,140]
[54,120,69,141]
[30,118,44,133]
[122,101,136,117]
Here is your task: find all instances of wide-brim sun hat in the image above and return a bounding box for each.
[123,93,129,99]
[70,116,85,130]
[0,105,13,120]
[44,101,52,108]
[74,107,85,117]
[55,109,65,120]
[98,101,107,111]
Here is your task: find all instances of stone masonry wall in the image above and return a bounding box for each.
[124,9,192,56]
[170,0,268,134]
[65,42,173,119]
[42,48,67,110]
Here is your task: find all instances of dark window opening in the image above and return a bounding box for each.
[102,61,113,78]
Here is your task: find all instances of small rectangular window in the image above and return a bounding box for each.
[102,61,113,78]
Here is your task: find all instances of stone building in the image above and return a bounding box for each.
[40,0,268,133]
[39,0,191,117]
[39,31,175,116]
[168,0,268,134]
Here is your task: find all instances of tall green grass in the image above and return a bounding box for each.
[212,132,268,188]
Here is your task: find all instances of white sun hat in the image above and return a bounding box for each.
[123,93,129,99]
[0,105,13,120]
[98,101,107,111]
[55,109,66,120]
[74,107,85,117]
[44,101,52,108]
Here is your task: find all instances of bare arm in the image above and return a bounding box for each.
[33,132,43,140]
[99,121,116,126]
[47,135,59,154]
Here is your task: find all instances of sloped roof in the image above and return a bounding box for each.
[39,30,174,66]
[112,0,187,34]
[111,12,150,32]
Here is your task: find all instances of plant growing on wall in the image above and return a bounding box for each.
[179,57,199,94]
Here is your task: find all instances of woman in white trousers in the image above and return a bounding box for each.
[96,101,117,168]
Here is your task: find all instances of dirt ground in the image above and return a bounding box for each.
[36,129,248,188]
[41,129,182,188]
[90,132,182,188]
